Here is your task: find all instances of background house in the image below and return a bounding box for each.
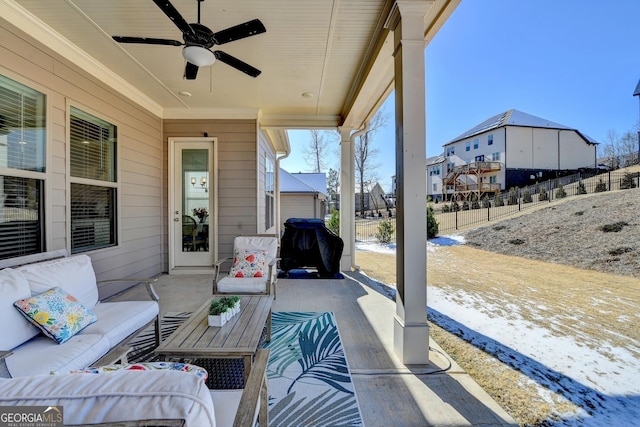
[441,109,598,201]
[279,170,327,230]
[355,182,387,214]
[426,154,446,201]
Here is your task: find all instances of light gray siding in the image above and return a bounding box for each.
[162,119,263,265]
[1,21,164,299]
[280,194,323,230]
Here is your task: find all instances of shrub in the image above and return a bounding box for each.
[451,200,460,212]
[538,186,549,201]
[461,200,470,211]
[375,219,395,243]
[600,222,628,233]
[522,189,532,204]
[555,184,567,199]
[481,195,491,208]
[594,178,607,193]
[470,193,481,209]
[327,208,340,235]
[620,172,637,189]
[494,190,504,207]
[507,188,519,205]
[576,181,587,195]
[427,205,439,238]
[442,204,450,213]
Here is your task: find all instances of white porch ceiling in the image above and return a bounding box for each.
[3,0,458,146]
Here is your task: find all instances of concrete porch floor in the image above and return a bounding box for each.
[112,272,517,427]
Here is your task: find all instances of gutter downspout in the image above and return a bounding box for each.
[348,121,370,271]
[275,150,290,239]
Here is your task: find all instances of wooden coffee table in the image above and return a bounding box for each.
[155,294,273,384]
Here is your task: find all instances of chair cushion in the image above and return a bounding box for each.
[13,287,97,344]
[0,268,40,350]
[234,236,278,259]
[0,369,216,427]
[5,333,110,377]
[229,249,267,278]
[83,300,158,347]
[17,254,99,309]
[216,276,269,294]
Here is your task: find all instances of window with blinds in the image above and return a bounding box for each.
[265,156,274,229]
[69,107,117,253]
[0,75,46,260]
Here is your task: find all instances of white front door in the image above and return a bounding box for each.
[169,138,216,271]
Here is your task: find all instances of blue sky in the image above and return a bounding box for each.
[281,0,640,192]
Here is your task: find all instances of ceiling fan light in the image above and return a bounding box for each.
[182,46,216,67]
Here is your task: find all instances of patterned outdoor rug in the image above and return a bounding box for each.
[128,311,363,426]
[264,312,363,427]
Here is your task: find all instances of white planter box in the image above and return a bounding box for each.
[208,301,240,327]
[208,314,227,327]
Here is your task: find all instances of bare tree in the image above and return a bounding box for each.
[601,127,640,168]
[303,130,330,172]
[355,109,389,216]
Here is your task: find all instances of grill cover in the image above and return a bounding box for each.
[280,218,344,277]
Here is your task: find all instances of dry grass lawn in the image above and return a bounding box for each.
[354,187,640,426]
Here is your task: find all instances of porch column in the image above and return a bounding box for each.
[338,126,355,271]
[385,0,430,364]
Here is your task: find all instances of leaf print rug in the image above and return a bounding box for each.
[264,312,363,427]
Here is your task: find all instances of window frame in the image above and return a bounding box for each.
[67,103,120,254]
[0,74,47,260]
[264,154,275,230]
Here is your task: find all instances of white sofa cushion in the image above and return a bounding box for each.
[17,254,99,309]
[0,369,216,427]
[84,300,158,347]
[0,268,40,350]
[5,333,110,377]
[216,276,269,294]
[210,389,245,427]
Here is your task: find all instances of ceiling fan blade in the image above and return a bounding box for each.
[152,0,196,37]
[212,19,266,45]
[112,36,183,46]
[214,51,261,78]
[184,62,199,80]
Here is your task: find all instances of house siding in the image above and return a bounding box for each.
[162,119,264,266]
[280,193,322,230]
[1,22,163,299]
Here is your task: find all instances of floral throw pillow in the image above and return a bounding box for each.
[229,249,267,278]
[66,362,208,382]
[13,287,97,344]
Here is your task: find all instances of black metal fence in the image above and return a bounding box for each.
[354,170,640,243]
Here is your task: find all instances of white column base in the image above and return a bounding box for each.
[394,314,429,365]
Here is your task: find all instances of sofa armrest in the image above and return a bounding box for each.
[98,278,160,303]
[234,349,269,427]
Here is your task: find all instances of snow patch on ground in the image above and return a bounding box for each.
[355,235,640,427]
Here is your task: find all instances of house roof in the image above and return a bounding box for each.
[445,109,599,145]
[280,169,327,196]
[426,154,445,166]
[634,78,640,97]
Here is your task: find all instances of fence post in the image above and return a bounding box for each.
[487,204,490,222]
[608,171,611,191]
[455,210,458,230]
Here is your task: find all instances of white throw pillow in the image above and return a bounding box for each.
[17,254,99,309]
[0,268,40,350]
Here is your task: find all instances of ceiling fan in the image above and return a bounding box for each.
[112,0,265,80]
